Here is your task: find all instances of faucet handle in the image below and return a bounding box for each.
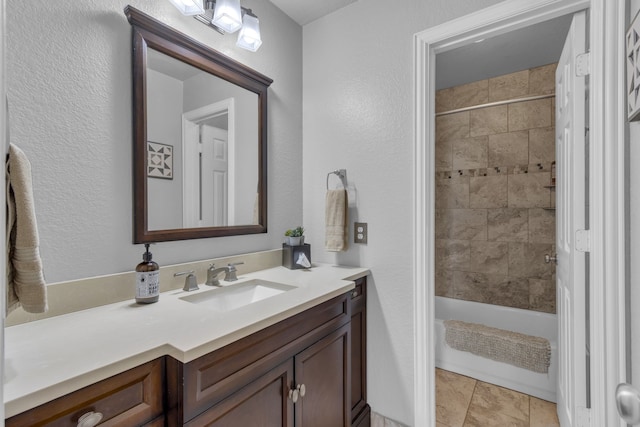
[227,261,244,271]
[175,270,199,292]
[225,262,244,281]
[174,270,194,277]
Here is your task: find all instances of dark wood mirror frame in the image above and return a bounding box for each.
[125,6,272,243]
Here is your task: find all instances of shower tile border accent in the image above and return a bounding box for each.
[435,161,554,180]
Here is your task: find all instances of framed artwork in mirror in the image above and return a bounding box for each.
[147,141,173,180]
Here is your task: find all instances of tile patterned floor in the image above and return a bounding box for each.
[436,368,560,427]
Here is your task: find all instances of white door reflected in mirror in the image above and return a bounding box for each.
[182,101,233,229]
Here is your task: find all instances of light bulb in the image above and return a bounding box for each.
[168,0,204,16]
[212,0,242,33]
[236,14,262,52]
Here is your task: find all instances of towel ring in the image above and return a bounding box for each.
[327,169,347,190]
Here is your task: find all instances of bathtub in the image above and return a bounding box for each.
[435,296,558,402]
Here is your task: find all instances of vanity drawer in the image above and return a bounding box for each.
[6,358,165,427]
[351,278,365,303]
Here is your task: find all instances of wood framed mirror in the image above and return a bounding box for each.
[125,6,272,243]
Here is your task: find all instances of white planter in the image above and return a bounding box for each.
[286,236,304,246]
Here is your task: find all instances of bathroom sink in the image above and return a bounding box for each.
[180,280,296,312]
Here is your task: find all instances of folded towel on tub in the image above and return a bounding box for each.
[444,319,551,373]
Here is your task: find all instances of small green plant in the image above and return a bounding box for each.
[284,226,304,237]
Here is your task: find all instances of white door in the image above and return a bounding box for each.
[201,125,228,227]
[555,10,588,427]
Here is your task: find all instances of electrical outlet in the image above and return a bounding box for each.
[354,222,368,244]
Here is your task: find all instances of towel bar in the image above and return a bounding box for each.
[326,169,347,190]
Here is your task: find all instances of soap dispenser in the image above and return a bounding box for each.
[135,244,159,304]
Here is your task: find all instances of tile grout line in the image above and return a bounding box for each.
[461,379,479,427]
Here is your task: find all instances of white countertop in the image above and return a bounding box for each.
[3,263,369,418]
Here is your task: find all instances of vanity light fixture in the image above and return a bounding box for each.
[236,11,262,52]
[190,0,263,52]
[168,0,204,16]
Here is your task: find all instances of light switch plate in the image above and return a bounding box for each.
[354,222,368,244]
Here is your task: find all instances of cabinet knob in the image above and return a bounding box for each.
[77,411,103,427]
[288,384,306,403]
[351,290,358,298]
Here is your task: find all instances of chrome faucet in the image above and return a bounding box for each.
[224,262,244,281]
[175,270,199,291]
[205,264,229,287]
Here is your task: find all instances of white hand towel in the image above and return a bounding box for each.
[6,143,48,314]
[325,189,348,252]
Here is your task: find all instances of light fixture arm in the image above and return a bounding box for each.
[195,1,225,34]
[190,0,262,52]
[195,1,258,35]
[242,8,257,19]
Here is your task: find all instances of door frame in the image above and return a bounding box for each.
[412,0,627,425]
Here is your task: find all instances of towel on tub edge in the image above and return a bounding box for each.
[444,319,551,374]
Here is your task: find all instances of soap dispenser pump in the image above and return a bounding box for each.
[135,244,159,304]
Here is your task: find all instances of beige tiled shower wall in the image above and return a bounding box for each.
[434,63,557,314]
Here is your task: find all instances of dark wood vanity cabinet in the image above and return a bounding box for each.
[6,278,368,427]
[171,278,369,426]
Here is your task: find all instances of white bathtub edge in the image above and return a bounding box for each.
[435,296,558,403]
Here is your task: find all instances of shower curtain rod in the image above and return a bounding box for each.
[435,93,555,117]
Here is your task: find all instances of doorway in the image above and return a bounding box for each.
[433,17,571,425]
[412,0,627,426]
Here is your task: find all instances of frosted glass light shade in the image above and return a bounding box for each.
[168,0,204,15]
[236,14,262,52]
[212,0,242,33]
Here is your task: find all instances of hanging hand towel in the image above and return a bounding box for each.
[6,143,48,314]
[325,189,348,252]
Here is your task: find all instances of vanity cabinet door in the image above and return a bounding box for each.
[350,277,370,425]
[6,358,165,427]
[294,323,351,427]
[184,360,294,427]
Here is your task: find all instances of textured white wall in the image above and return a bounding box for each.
[302,0,502,424]
[7,0,302,282]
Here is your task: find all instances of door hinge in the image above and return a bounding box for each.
[576,406,591,427]
[575,229,590,252]
[576,52,590,76]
